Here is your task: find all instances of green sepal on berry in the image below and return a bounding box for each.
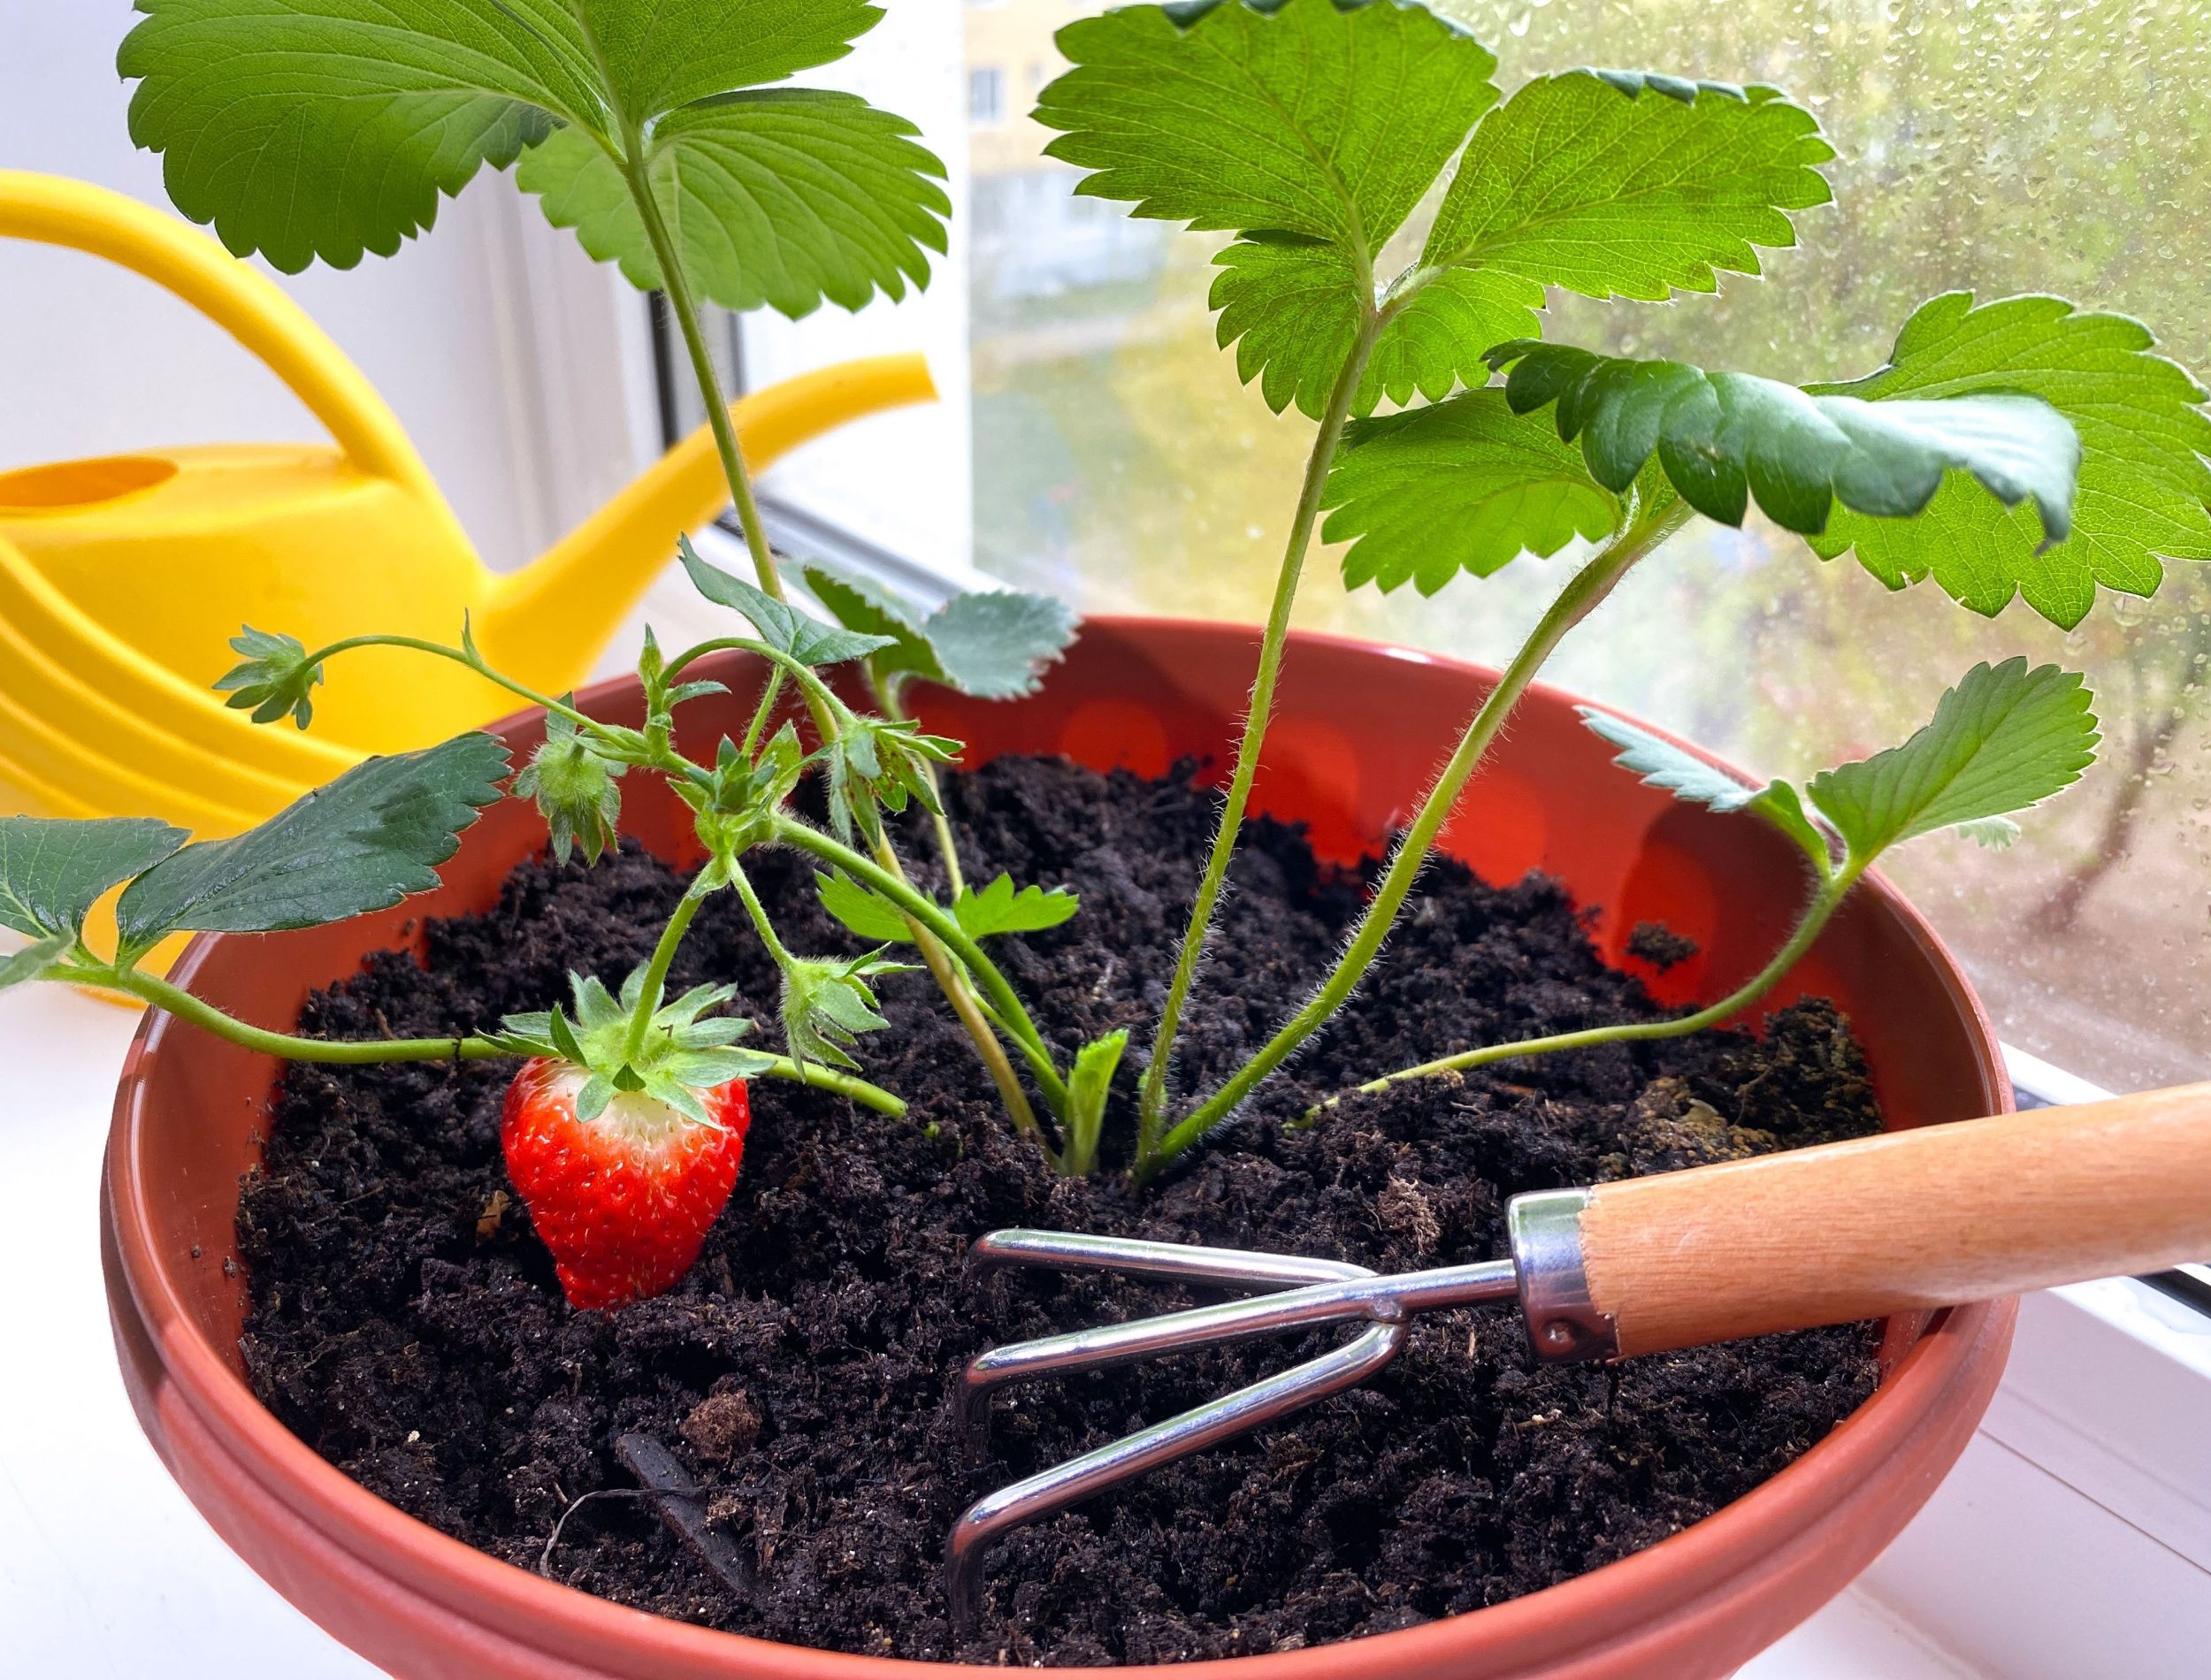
[215,626,325,729]
[513,707,625,866]
[495,968,774,1124]
[779,949,915,1071]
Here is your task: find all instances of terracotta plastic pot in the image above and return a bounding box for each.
[103,618,2015,1679]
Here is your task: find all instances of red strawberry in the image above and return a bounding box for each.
[500,1057,750,1310]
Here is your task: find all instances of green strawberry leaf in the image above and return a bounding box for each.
[924,592,1079,701]
[802,564,1077,702]
[801,563,931,665]
[1207,238,1545,420]
[1035,0,1500,420]
[1419,72,1834,301]
[213,626,325,729]
[1581,664,2100,870]
[815,869,913,943]
[1037,0,1497,246]
[1804,294,2211,628]
[680,538,895,666]
[1322,390,1626,593]
[1578,710,1831,873]
[815,869,1079,944]
[953,874,1081,938]
[562,0,883,125]
[0,932,73,992]
[1806,659,2100,861]
[120,0,948,317]
[114,732,510,959]
[1039,16,1832,420]
[1483,338,2081,550]
[0,816,189,941]
[516,90,948,317]
[1356,267,1547,415]
[119,0,581,270]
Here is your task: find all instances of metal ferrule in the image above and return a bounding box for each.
[1506,1187,1618,1363]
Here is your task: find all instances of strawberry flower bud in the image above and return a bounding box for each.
[816,715,962,844]
[213,625,324,729]
[780,949,916,1070]
[514,709,624,865]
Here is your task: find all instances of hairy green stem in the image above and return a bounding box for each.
[728,861,793,966]
[1137,309,1384,1156]
[871,832,1051,1157]
[619,130,783,601]
[300,635,595,733]
[772,816,1069,1114]
[111,966,513,1063]
[922,800,967,899]
[622,874,715,1063]
[1313,866,1855,1112]
[302,633,724,807]
[664,638,853,725]
[741,668,788,759]
[1142,494,1694,1179]
[76,966,905,1114]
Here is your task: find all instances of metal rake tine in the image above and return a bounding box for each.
[968,1228,1375,1289]
[958,1230,1379,1449]
[945,1317,1408,1643]
[959,1251,1519,1445]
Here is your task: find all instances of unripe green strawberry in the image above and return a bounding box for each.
[500,1058,749,1310]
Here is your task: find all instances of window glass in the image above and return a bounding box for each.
[968,65,1004,124]
[952,0,2211,1090]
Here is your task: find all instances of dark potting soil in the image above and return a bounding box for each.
[238,754,1884,1666]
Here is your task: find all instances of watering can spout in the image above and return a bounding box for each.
[475,354,937,689]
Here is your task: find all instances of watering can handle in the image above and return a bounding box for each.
[0,171,437,496]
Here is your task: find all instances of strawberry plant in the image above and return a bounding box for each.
[1024,0,2208,1179]
[6,0,2204,1319]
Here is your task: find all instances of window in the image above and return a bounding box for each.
[968,65,1003,125]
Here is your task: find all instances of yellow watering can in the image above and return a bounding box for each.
[0,170,936,840]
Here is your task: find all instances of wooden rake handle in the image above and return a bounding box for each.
[1537,1083,2211,1361]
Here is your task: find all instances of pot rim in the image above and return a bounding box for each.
[105,615,2014,1677]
